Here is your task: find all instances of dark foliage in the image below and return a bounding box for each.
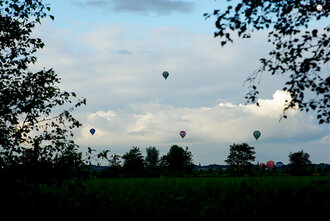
[288,150,312,175]
[122,146,145,177]
[205,0,329,124]
[2,177,330,219]
[0,0,86,183]
[225,143,255,175]
[161,145,194,175]
[145,146,160,167]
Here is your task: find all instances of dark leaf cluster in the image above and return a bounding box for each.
[288,150,312,175]
[205,0,329,124]
[225,143,256,175]
[0,0,86,182]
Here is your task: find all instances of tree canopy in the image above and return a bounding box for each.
[288,150,312,175]
[122,146,145,175]
[225,143,255,175]
[161,145,193,173]
[145,146,160,167]
[0,0,86,181]
[205,0,329,124]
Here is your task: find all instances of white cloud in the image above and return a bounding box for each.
[72,90,329,164]
[244,90,293,118]
[88,110,117,121]
[319,134,330,144]
[76,90,323,147]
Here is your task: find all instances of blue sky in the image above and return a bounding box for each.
[33,0,329,165]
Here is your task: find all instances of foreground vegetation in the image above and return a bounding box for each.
[2,176,329,219]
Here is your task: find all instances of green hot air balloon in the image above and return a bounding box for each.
[253,130,261,140]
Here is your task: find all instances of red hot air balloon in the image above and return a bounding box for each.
[180,131,186,139]
[259,163,265,168]
[267,161,275,169]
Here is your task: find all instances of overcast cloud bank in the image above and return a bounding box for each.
[73,0,195,16]
[73,90,328,164]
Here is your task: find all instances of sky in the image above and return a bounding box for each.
[32,0,329,165]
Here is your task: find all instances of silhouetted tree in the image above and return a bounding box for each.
[225,143,255,176]
[144,146,161,177]
[109,153,121,168]
[162,145,194,174]
[325,165,330,174]
[145,146,159,167]
[159,154,169,167]
[316,164,325,176]
[105,153,122,177]
[288,150,312,175]
[205,0,329,124]
[0,0,86,182]
[122,147,144,176]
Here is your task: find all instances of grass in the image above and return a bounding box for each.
[3,176,330,219]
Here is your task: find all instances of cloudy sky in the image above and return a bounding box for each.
[33,0,329,165]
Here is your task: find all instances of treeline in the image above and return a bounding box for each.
[89,145,194,178]
[193,163,330,177]
[2,141,329,183]
[88,144,330,178]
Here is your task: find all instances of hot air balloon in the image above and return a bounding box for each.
[90,128,95,135]
[276,162,284,168]
[253,130,261,140]
[267,161,275,169]
[162,71,169,80]
[180,131,186,139]
[259,163,265,168]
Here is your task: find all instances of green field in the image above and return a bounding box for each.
[4,176,330,219]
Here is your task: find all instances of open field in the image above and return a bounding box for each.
[3,176,330,219]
